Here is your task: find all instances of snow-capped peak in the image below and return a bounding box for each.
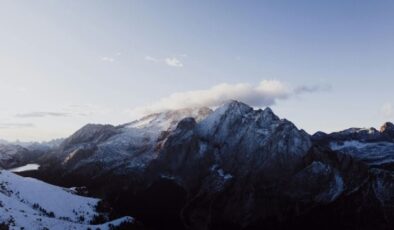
[126,107,212,131]
[59,107,214,170]
[220,100,253,114]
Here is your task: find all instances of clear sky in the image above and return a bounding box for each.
[0,0,394,141]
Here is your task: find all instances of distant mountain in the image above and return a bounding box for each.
[0,138,64,169]
[0,170,133,229]
[0,138,64,149]
[312,122,394,169]
[0,144,33,169]
[14,101,394,229]
[312,121,394,143]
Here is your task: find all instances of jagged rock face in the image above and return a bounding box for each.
[371,168,394,208]
[140,103,392,229]
[150,102,348,228]
[284,161,344,203]
[197,102,311,178]
[381,122,394,138]
[157,101,311,184]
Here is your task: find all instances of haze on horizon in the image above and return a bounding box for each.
[0,0,394,141]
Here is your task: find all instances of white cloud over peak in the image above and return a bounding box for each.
[131,80,327,116]
[165,57,183,67]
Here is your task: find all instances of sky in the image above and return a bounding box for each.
[0,0,394,141]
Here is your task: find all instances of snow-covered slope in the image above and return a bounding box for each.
[0,170,133,230]
[10,163,40,172]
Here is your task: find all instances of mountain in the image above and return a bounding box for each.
[34,107,212,183]
[15,101,394,229]
[0,144,30,169]
[312,123,394,169]
[312,121,394,144]
[0,139,64,170]
[311,122,394,226]
[0,170,134,229]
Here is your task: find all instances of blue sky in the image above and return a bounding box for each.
[0,0,394,141]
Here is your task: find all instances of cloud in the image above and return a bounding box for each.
[144,55,185,67]
[15,112,70,118]
[131,80,326,115]
[381,102,394,117]
[0,123,35,129]
[165,57,183,67]
[100,56,115,63]
[14,104,111,119]
[293,84,331,94]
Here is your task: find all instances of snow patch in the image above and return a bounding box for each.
[330,141,394,167]
[330,140,370,150]
[9,164,40,173]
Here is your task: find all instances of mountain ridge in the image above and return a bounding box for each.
[2,100,393,229]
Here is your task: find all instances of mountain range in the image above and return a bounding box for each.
[0,100,393,229]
